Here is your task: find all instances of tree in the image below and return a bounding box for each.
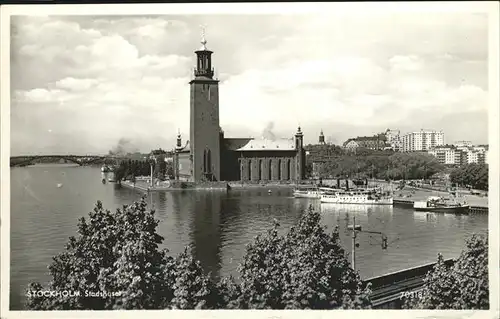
[312,148,444,180]
[170,247,219,309]
[405,234,488,309]
[450,163,488,191]
[235,207,371,309]
[25,198,217,310]
[154,155,167,181]
[26,200,372,310]
[304,162,313,179]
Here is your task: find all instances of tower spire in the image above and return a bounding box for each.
[200,24,208,50]
[194,24,214,79]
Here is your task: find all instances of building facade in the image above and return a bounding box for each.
[402,130,444,152]
[343,135,386,151]
[174,35,305,183]
[454,141,472,148]
[428,144,488,165]
[343,139,360,151]
[384,129,402,151]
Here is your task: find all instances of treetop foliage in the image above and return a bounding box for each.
[306,148,443,180]
[26,200,371,310]
[449,163,488,191]
[405,233,488,310]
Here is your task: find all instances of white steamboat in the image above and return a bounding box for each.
[320,188,393,205]
[293,185,322,199]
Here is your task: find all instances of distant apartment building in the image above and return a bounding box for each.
[454,141,472,147]
[428,145,460,165]
[384,129,402,151]
[428,143,488,165]
[402,130,444,152]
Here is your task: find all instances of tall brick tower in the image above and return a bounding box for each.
[189,29,221,182]
[295,126,304,181]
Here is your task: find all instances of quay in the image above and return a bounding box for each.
[118,177,297,192]
[365,258,455,309]
[121,180,229,192]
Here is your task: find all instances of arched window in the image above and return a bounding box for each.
[259,160,264,181]
[248,160,252,181]
[203,150,207,173]
[277,159,282,180]
[206,149,212,173]
[268,159,272,181]
[239,159,243,181]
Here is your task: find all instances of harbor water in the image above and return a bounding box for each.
[10,165,488,309]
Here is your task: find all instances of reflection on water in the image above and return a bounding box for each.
[10,166,488,309]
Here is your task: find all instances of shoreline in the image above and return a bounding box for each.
[118,180,488,209]
[119,180,296,192]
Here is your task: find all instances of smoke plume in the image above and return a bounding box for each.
[262,121,276,141]
[108,138,139,156]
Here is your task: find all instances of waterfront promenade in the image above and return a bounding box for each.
[121,178,488,208]
[393,187,488,208]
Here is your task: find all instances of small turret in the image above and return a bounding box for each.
[319,129,325,145]
[176,130,182,150]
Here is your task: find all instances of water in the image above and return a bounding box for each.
[10,165,488,310]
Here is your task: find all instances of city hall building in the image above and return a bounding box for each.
[173,35,305,183]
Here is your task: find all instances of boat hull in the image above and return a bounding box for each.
[293,192,321,199]
[320,197,393,205]
[414,205,470,213]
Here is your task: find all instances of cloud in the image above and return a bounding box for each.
[389,55,424,72]
[9,13,489,155]
[55,77,99,91]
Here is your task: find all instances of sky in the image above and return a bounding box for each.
[9,11,489,155]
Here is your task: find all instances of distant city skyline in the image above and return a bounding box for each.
[9,9,489,156]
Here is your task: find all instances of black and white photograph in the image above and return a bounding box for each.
[1,2,499,317]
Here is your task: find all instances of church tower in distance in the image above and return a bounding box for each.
[189,29,221,182]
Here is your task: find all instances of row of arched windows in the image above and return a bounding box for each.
[242,158,293,181]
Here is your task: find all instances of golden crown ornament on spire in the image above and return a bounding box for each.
[199,24,208,50]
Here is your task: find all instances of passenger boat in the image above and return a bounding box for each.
[293,185,322,199]
[413,196,469,213]
[320,187,393,205]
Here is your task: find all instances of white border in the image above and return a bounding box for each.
[1,2,499,319]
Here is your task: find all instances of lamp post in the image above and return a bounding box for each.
[347,216,389,271]
[347,217,361,270]
[149,154,157,188]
